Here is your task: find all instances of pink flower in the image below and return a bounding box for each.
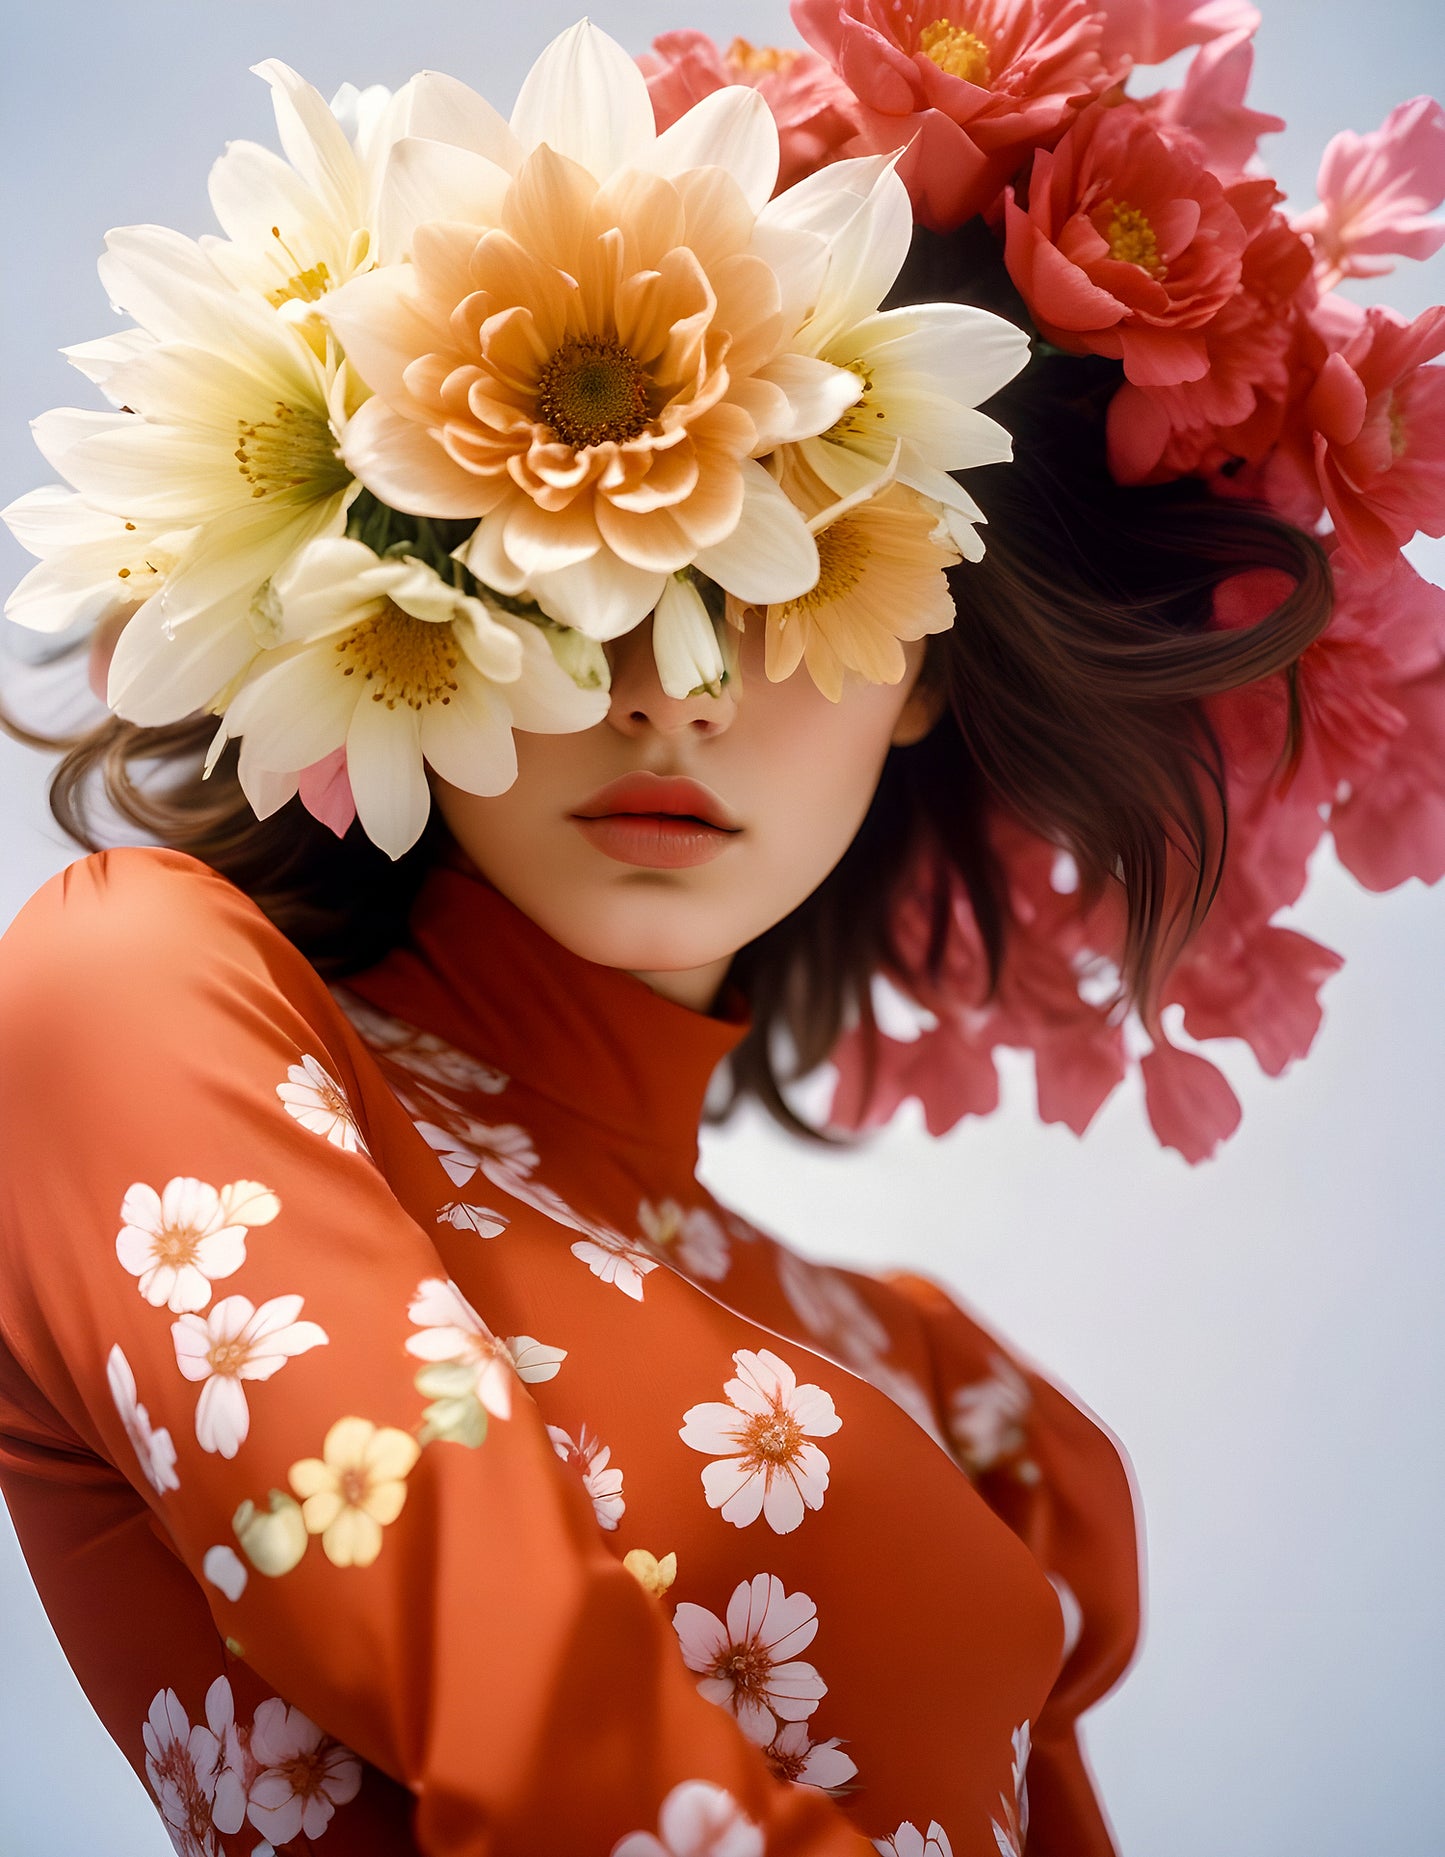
[1004,100,1249,387]
[640,32,859,191]
[547,1422,626,1530]
[1143,30,1283,180]
[1331,666,1445,890]
[610,1781,765,1857]
[791,0,1115,231]
[1107,179,1313,483]
[1091,0,1260,68]
[1138,1041,1241,1163]
[245,1698,362,1844]
[680,1348,842,1534]
[1171,922,1342,1079]
[296,745,356,839]
[1305,303,1445,570]
[672,1573,827,1744]
[1294,96,1445,290]
[142,1688,221,1857]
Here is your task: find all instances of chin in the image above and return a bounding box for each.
[551,890,742,977]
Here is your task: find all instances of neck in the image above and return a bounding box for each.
[628,956,734,1014]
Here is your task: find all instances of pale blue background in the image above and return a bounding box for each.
[1,3,1442,1853]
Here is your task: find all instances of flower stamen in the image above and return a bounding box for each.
[726,39,798,75]
[235,401,346,500]
[266,226,336,308]
[919,18,992,86]
[534,337,653,450]
[335,603,461,711]
[1103,202,1166,279]
[776,519,869,620]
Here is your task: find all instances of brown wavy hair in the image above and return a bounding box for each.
[2,224,1332,1134]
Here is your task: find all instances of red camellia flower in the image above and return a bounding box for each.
[1004,99,1250,387]
[1107,177,1313,482]
[791,0,1115,230]
[639,31,861,192]
[1304,301,1445,571]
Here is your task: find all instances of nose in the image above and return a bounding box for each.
[604,616,738,741]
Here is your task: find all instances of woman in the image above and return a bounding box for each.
[1,12,1441,1857]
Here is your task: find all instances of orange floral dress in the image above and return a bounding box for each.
[0,848,1139,1857]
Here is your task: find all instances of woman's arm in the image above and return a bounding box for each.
[0,848,871,1857]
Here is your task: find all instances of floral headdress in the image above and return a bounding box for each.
[5,7,1444,1159]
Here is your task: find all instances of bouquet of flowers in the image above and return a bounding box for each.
[5,3,1443,1159]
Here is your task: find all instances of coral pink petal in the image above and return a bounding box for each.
[297,748,357,839]
[1139,1044,1242,1164]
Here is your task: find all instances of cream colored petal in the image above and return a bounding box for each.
[496,614,612,732]
[642,86,779,215]
[509,20,655,182]
[691,460,819,605]
[339,397,486,519]
[30,407,142,479]
[108,594,258,725]
[61,330,156,398]
[364,1426,422,1482]
[346,695,431,858]
[747,354,862,451]
[376,138,513,264]
[323,267,450,407]
[95,224,238,347]
[267,536,393,642]
[384,69,522,172]
[845,302,1030,409]
[800,164,914,353]
[206,139,341,278]
[527,551,666,641]
[226,647,358,771]
[251,60,366,229]
[652,575,725,699]
[323,1507,382,1567]
[419,666,518,795]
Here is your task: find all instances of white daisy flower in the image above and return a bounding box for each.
[406,1276,515,1428]
[679,1348,841,1534]
[873,1822,954,1857]
[547,1423,625,1530]
[672,1573,826,1746]
[116,1176,280,1314]
[245,1698,362,1845]
[172,1293,328,1458]
[764,1720,858,1793]
[277,1054,368,1153]
[436,1200,509,1237]
[107,1345,180,1495]
[221,536,607,859]
[142,1687,222,1857]
[638,1198,731,1282]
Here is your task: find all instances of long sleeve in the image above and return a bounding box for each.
[879,1269,1142,1857]
[0,849,872,1857]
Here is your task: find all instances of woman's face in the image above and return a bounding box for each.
[433,615,939,1009]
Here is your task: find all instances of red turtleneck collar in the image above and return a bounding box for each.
[345,862,750,1164]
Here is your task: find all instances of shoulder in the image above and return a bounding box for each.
[0,847,332,1068]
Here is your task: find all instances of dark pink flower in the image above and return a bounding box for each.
[1138,1042,1241,1163]
[1305,302,1445,570]
[1004,100,1249,387]
[1143,30,1283,180]
[639,32,860,191]
[829,1014,1002,1135]
[1171,922,1342,1079]
[1107,178,1312,481]
[791,0,1115,230]
[1331,666,1445,890]
[1092,0,1260,69]
[1294,95,1445,290]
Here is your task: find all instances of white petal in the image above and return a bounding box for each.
[846,302,1030,409]
[384,70,522,172]
[691,461,819,604]
[509,21,655,182]
[95,225,236,345]
[108,596,258,725]
[495,613,612,733]
[202,1545,248,1602]
[226,648,357,771]
[526,551,667,641]
[2,485,126,554]
[801,164,914,352]
[30,407,133,477]
[746,353,861,449]
[376,138,513,263]
[346,694,430,858]
[642,87,779,214]
[251,60,366,228]
[652,575,724,699]
[61,330,157,396]
[419,666,518,795]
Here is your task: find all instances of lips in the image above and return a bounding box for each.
[572,773,740,831]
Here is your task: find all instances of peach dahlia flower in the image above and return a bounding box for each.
[325,22,871,641]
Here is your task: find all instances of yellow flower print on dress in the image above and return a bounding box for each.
[288,1416,420,1568]
[623,1549,677,1597]
[233,1490,310,1576]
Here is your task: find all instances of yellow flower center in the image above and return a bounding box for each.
[743,1403,805,1464]
[208,1338,249,1378]
[535,337,653,450]
[1104,202,1166,279]
[823,362,883,442]
[919,18,992,85]
[155,1224,201,1267]
[784,518,870,617]
[264,224,348,309]
[727,38,797,75]
[335,601,462,712]
[714,1637,773,1700]
[235,401,346,501]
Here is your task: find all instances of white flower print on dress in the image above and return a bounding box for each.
[948,1354,1036,1482]
[990,1721,1031,1857]
[547,1423,625,1530]
[1049,1573,1084,1663]
[277,1054,368,1154]
[436,1200,509,1237]
[245,1697,363,1844]
[412,1102,592,1230]
[201,1545,248,1603]
[571,1226,659,1302]
[172,1294,328,1458]
[207,1676,257,1838]
[610,1780,764,1857]
[506,1334,567,1384]
[673,1573,826,1746]
[873,1822,954,1857]
[142,1687,221,1857]
[638,1198,731,1281]
[333,989,508,1094]
[116,1176,279,1314]
[406,1276,516,1444]
[107,1344,180,1494]
[764,1720,857,1793]
[680,1348,841,1535]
